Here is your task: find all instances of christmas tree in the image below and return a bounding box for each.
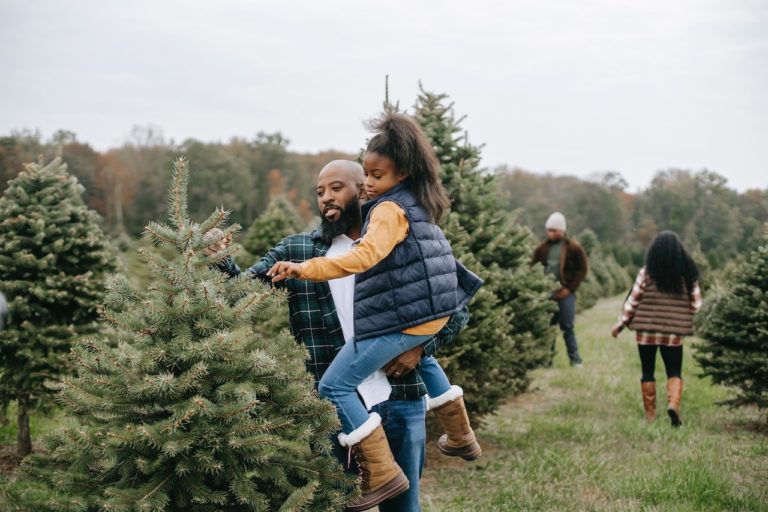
[696,231,768,413]
[3,158,351,511]
[413,86,556,420]
[0,157,115,457]
[242,196,307,262]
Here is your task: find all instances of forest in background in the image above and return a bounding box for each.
[2,123,766,284]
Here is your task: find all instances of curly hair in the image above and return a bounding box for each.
[365,112,450,223]
[645,231,700,295]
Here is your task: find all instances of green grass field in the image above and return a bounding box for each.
[421,295,767,512]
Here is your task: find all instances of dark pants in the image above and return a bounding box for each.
[332,397,427,512]
[638,344,683,382]
[553,293,582,364]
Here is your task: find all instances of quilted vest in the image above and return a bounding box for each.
[628,278,695,335]
[353,184,482,340]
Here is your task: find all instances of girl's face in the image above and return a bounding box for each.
[362,152,408,200]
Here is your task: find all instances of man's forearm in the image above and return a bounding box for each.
[421,307,470,357]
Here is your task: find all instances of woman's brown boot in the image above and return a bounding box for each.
[429,386,482,461]
[338,413,409,512]
[666,377,683,427]
[641,381,656,421]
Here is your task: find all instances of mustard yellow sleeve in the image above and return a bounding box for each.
[299,202,409,281]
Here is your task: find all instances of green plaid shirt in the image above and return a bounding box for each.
[237,229,468,401]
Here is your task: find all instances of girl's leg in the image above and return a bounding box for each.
[637,344,658,382]
[417,356,452,398]
[318,332,431,434]
[659,345,683,378]
[422,355,481,460]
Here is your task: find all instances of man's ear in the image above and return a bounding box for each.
[358,182,367,199]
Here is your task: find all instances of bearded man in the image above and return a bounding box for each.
[216,160,467,512]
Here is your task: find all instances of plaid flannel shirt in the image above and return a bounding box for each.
[234,229,468,401]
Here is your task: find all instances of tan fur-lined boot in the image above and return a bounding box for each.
[429,385,482,461]
[641,381,657,422]
[666,377,683,427]
[339,413,409,512]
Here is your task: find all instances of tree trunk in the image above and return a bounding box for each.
[16,395,32,457]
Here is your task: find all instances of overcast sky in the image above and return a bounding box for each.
[1,0,766,192]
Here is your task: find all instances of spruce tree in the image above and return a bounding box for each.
[696,232,768,414]
[413,86,556,420]
[2,158,351,511]
[241,196,307,261]
[0,157,115,457]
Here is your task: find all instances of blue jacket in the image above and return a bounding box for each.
[354,183,483,340]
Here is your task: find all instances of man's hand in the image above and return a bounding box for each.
[611,322,623,338]
[267,261,302,282]
[203,233,233,256]
[552,287,571,301]
[384,346,424,378]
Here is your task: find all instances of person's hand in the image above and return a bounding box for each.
[552,287,571,301]
[611,322,623,338]
[267,261,302,282]
[203,233,233,256]
[384,346,424,378]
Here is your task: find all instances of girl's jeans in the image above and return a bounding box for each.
[319,332,452,433]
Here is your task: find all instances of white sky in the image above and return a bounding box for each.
[1,0,766,192]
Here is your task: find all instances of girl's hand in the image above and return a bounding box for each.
[611,322,623,338]
[267,261,302,282]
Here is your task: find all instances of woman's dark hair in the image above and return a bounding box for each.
[365,113,450,223]
[645,231,700,295]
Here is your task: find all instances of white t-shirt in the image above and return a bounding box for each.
[326,234,391,410]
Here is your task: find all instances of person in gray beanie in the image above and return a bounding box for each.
[530,212,589,367]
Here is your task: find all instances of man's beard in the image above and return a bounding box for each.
[318,196,362,244]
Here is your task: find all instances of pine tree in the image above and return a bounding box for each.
[0,157,115,457]
[2,158,351,511]
[695,232,768,414]
[413,86,556,420]
[241,196,307,261]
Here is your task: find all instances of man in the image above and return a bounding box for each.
[531,212,588,367]
[216,160,467,512]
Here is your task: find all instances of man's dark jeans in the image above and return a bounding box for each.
[555,293,582,364]
[333,397,427,512]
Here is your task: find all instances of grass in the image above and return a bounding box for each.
[420,295,768,512]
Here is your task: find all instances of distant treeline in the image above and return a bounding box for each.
[0,126,352,238]
[496,166,768,271]
[2,126,766,274]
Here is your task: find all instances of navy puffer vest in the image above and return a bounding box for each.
[354,184,483,340]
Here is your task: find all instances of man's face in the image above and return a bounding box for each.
[315,166,364,221]
[547,228,565,242]
[315,164,365,241]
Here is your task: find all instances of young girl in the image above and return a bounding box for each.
[269,113,483,510]
[611,231,702,427]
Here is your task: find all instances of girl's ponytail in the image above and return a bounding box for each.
[366,113,450,223]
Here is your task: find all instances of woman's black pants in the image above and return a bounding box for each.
[638,344,683,382]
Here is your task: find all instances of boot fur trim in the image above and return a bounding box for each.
[338,412,382,447]
[427,385,463,410]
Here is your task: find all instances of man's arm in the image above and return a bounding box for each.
[384,307,470,376]
[565,241,588,292]
[529,242,545,269]
[211,237,293,286]
[243,238,292,286]
[421,306,470,357]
